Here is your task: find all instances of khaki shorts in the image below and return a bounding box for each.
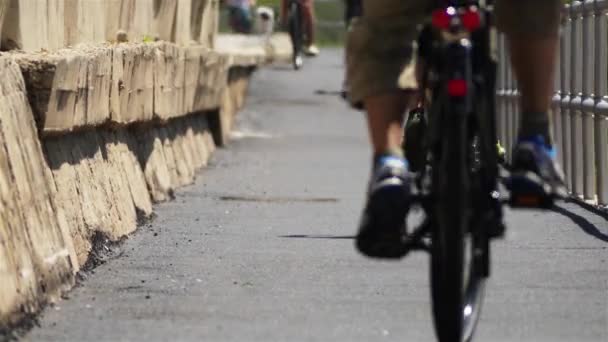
[346,0,562,104]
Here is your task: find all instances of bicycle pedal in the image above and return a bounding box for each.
[506,171,555,209]
[509,193,553,209]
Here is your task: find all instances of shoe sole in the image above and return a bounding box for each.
[507,171,563,209]
[356,181,409,259]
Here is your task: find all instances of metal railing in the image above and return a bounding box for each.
[496,0,608,208]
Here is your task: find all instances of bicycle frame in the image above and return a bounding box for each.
[404,0,501,260]
[400,1,501,340]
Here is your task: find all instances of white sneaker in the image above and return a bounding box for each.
[304,44,320,57]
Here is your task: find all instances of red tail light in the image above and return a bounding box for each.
[448,79,468,97]
[461,9,481,31]
[432,9,452,30]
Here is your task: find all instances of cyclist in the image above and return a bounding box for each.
[349,0,568,258]
[281,0,320,56]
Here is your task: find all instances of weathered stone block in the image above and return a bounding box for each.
[0,56,75,326]
[135,114,215,202]
[110,43,156,124]
[1,0,219,52]
[16,45,113,133]
[2,0,66,51]
[153,43,180,121]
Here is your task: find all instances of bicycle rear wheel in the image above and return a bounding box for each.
[430,100,486,342]
[288,2,303,70]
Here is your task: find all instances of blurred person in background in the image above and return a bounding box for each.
[281,0,320,56]
[225,0,256,34]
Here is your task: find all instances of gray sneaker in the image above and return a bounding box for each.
[356,155,411,259]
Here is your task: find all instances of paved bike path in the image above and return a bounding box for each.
[27,50,607,342]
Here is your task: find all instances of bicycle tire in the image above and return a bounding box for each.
[288,2,303,70]
[430,98,486,342]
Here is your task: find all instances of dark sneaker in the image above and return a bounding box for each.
[356,155,411,259]
[507,136,568,208]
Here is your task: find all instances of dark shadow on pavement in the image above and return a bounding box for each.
[552,206,608,243]
[269,65,298,71]
[279,234,355,240]
[314,89,342,96]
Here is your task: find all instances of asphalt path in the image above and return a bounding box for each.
[26,49,608,342]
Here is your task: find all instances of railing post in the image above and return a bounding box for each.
[514,80,520,148]
[583,0,597,201]
[571,0,585,197]
[595,0,608,206]
[503,34,509,150]
[596,112,608,206]
[562,2,574,190]
[496,34,506,149]
[505,43,515,160]
[552,34,563,167]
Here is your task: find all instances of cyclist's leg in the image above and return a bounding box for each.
[347,0,431,258]
[347,0,430,156]
[496,0,567,199]
[280,0,288,27]
[365,93,416,157]
[301,0,315,45]
[301,0,320,55]
[496,0,561,143]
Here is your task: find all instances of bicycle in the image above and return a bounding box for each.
[400,1,503,341]
[284,0,305,70]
